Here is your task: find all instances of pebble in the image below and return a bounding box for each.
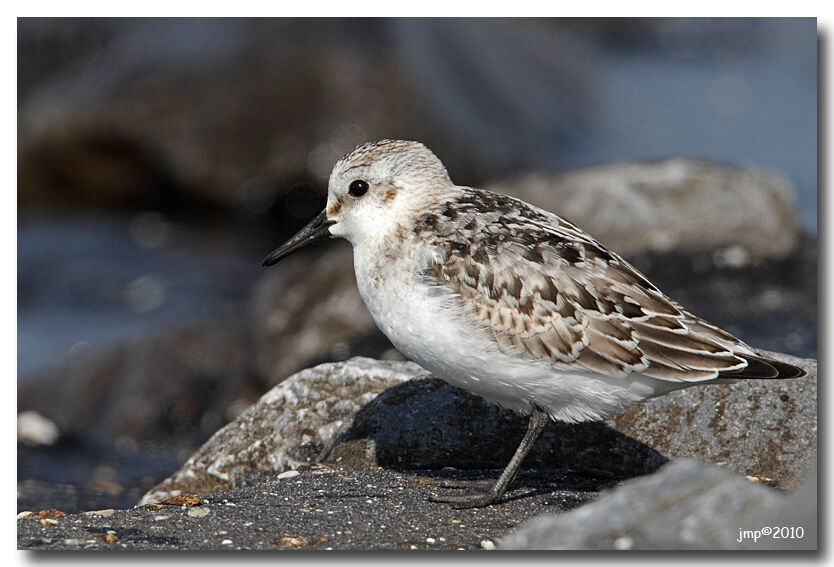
[614,536,634,550]
[480,539,495,550]
[84,509,116,517]
[275,535,308,547]
[187,507,210,518]
[162,495,201,507]
[17,411,60,445]
[277,470,300,480]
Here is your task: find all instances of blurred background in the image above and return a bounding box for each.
[17,17,817,512]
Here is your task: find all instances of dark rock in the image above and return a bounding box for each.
[326,378,668,477]
[500,459,817,550]
[488,159,801,259]
[17,20,416,212]
[18,19,595,213]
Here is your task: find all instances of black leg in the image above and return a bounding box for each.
[429,407,550,508]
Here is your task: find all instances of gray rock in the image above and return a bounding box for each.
[142,350,815,506]
[500,459,817,550]
[328,350,815,489]
[488,159,801,259]
[609,350,816,489]
[139,357,425,505]
[250,246,379,386]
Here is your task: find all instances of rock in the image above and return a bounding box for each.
[18,312,251,446]
[390,19,596,174]
[17,20,416,212]
[610,350,816,489]
[328,351,815,488]
[250,245,380,386]
[488,159,801,259]
[324,378,668,475]
[139,357,425,505]
[143,350,814,506]
[500,459,817,550]
[17,411,60,446]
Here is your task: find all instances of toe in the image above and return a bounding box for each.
[428,491,503,508]
[437,479,494,491]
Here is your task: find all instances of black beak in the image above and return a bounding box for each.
[262,209,336,267]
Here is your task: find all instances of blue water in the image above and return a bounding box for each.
[17,211,263,380]
[573,51,817,233]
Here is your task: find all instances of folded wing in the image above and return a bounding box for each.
[418,191,805,383]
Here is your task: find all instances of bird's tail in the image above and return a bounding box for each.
[719,353,806,380]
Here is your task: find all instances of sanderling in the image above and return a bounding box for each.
[263,139,805,508]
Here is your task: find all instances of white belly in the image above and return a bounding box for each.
[352,248,671,423]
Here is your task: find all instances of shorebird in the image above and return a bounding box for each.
[263,139,805,508]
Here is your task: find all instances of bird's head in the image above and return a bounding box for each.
[263,139,452,266]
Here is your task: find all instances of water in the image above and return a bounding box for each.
[17,210,265,380]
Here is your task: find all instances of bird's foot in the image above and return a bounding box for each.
[428,477,507,508]
[428,488,505,509]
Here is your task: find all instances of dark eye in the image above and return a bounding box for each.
[348,179,369,197]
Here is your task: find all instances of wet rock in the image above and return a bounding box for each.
[500,459,817,550]
[250,245,379,387]
[139,357,425,505]
[488,159,801,258]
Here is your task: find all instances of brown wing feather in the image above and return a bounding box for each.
[417,190,805,383]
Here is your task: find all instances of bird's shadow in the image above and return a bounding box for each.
[322,377,669,486]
